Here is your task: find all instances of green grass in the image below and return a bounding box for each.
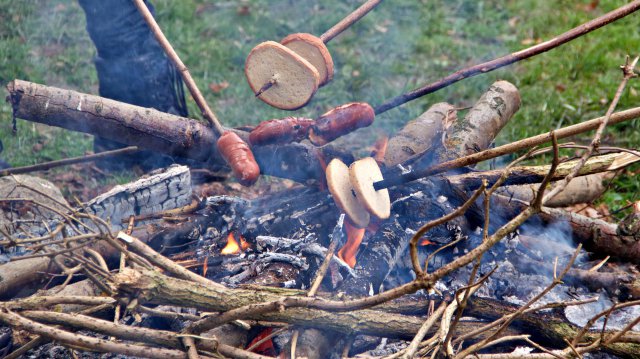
[0,0,639,215]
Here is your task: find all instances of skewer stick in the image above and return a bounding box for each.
[373,106,640,190]
[373,0,640,115]
[132,0,225,136]
[320,0,383,44]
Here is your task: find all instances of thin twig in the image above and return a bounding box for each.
[0,146,138,177]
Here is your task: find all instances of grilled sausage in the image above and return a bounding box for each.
[308,102,375,146]
[217,131,260,186]
[249,117,315,146]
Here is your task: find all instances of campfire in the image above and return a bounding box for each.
[1,1,640,359]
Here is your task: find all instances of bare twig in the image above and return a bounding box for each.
[0,146,138,177]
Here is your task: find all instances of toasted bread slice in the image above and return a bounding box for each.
[326,158,370,228]
[245,41,319,110]
[350,157,390,220]
[281,33,334,86]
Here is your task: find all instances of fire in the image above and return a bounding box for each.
[337,221,366,268]
[221,232,249,255]
[371,136,389,164]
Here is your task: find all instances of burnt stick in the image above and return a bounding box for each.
[373,1,640,115]
[372,106,640,191]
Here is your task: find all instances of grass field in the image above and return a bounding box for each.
[0,0,639,213]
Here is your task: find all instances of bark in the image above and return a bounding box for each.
[384,103,456,167]
[6,80,352,184]
[441,81,520,160]
[0,165,192,299]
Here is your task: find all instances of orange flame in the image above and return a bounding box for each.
[371,136,389,164]
[221,232,249,255]
[317,152,329,191]
[337,221,365,268]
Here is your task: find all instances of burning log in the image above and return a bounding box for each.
[6,80,352,184]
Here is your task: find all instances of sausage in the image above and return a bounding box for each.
[308,102,375,146]
[216,131,260,186]
[249,117,315,146]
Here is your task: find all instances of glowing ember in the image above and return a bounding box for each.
[221,232,241,255]
[239,235,250,251]
[337,221,365,268]
[420,238,435,246]
[371,136,389,164]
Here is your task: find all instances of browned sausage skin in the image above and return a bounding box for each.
[217,131,260,186]
[249,117,315,146]
[309,102,375,146]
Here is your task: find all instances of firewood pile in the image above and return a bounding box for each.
[1,2,640,359]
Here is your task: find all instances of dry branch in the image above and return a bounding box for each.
[111,268,426,339]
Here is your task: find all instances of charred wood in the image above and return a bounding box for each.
[0,165,192,299]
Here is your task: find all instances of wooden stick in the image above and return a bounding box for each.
[0,146,139,177]
[320,0,383,43]
[374,106,640,190]
[373,1,640,115]
[132,0,225,136]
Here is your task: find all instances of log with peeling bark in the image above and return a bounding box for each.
[0,165,192,299]
[6,80,352,184]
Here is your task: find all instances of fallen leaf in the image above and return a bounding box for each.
[508,17,519,28]
[237,5,250,16]
[208,81,229,93]
[555,83,566,92]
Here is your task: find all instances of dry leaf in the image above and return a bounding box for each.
[209,81,229,93]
